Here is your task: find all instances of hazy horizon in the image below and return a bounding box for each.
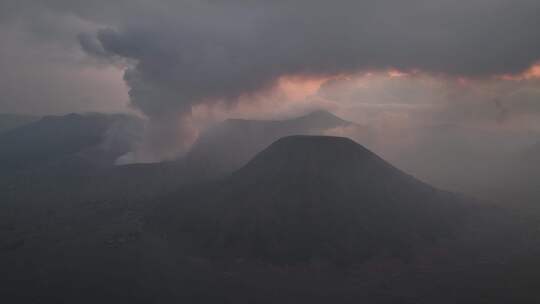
[2,1,540,303]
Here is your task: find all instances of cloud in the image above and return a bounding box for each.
[311,71,540,196]
[75,0,540,161]
[2,0,540,161]
[0,20,129,115]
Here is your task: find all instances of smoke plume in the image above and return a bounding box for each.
[77,0,540,162]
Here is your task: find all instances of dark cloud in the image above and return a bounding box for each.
[78,32,109,58]
[75,0,540,160]
[0,23,129,115]
[2,0,540,161]
[82,0,540,111]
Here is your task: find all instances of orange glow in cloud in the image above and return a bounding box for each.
[524,63,540,78]
[499,62,540,80]
[277,69,414,100]
[277,75,332,101]
[387,69,408,78]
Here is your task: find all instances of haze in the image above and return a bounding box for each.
[1,1,540,303]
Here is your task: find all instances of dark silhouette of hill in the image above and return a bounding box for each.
[0,113,39,134]
[184,110,368,177]
[0,113,143,174]
[2,135,539,304]
[0,111,363,209]
[150,136,466,265]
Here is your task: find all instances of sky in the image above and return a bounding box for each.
[1,0,540,162]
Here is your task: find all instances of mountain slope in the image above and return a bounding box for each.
[0,113,143,174]
[0,113,39,134]
[2,135,537,303]
[184,110,368,177]
[150,136,466,265]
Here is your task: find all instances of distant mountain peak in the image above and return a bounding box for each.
[269,134,359,147]
[239,135,369,169]
[233,135,402,186]
[220,110,348,125]
[297,109,348,123]
[184,111,361,177]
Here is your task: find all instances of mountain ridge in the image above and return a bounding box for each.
[183,110,368,177]
[149,135,465,265]
[0,112,143,174]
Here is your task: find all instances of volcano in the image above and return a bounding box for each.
[183,110,369,177]
[3,136,534,304]
[150,136,466,265]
